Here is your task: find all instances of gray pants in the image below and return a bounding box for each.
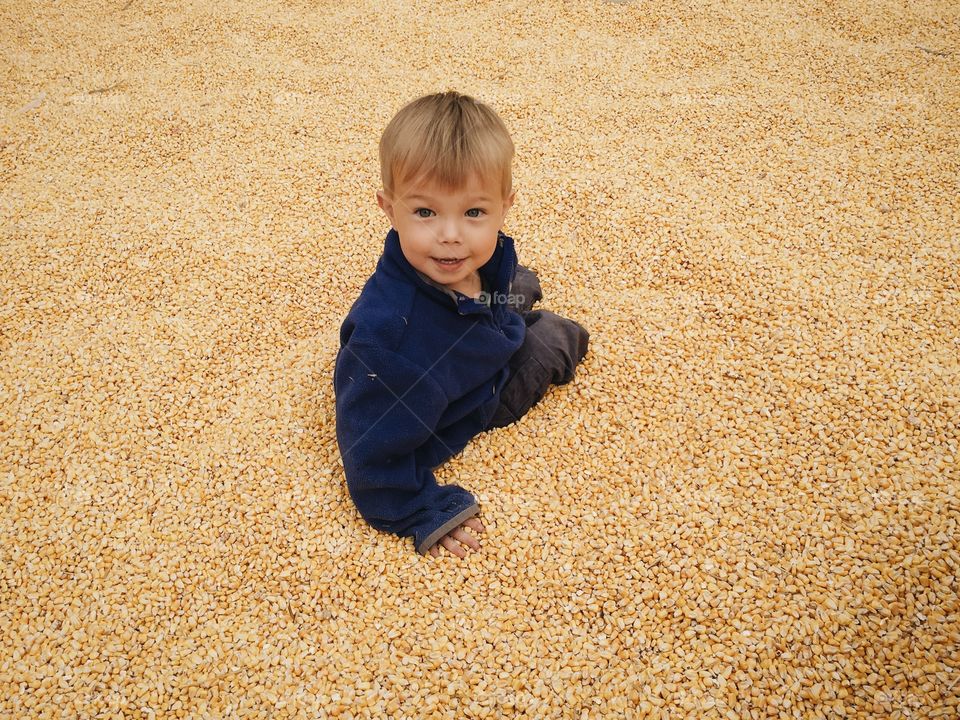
[486,266,590,429]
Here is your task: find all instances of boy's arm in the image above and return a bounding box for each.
[334,340,479,554]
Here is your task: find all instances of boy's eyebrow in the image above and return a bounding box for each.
[405,194,494,203]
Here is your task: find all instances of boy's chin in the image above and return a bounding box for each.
[422,263,469,286]
[427,273,462,289]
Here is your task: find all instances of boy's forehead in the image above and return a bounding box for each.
[398,172,499,201]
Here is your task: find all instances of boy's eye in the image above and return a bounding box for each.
[414,208,434,218]
[466,208,485,218]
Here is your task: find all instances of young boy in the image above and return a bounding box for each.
[333,91,589,558]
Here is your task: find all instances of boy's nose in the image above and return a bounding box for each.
[439,219,461,243]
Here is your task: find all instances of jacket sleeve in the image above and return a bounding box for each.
[334,340,479,554]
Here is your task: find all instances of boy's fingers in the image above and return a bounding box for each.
[451,527,480,551]
[464,518,485,533]
[441,536,467,558]
[427,524,485,558]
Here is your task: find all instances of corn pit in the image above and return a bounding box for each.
[2,0,959,717]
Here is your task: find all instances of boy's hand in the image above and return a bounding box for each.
[427,517,485,558]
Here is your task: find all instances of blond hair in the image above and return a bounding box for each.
[379,91,514,199]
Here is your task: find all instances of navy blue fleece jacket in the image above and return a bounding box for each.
[334,228,526,554]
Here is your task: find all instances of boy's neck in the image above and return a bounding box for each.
[415,268,486,300]
[446,270,483,298]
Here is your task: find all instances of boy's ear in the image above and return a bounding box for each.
[376,190,395,225]
[501,190,516,221]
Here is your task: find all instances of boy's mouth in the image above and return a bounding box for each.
[432,257,466,271]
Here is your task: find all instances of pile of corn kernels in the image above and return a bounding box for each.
[2,0,958,717]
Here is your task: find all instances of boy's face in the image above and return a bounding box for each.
[377,172,515,296]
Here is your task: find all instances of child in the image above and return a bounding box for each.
[333,91,589,558]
